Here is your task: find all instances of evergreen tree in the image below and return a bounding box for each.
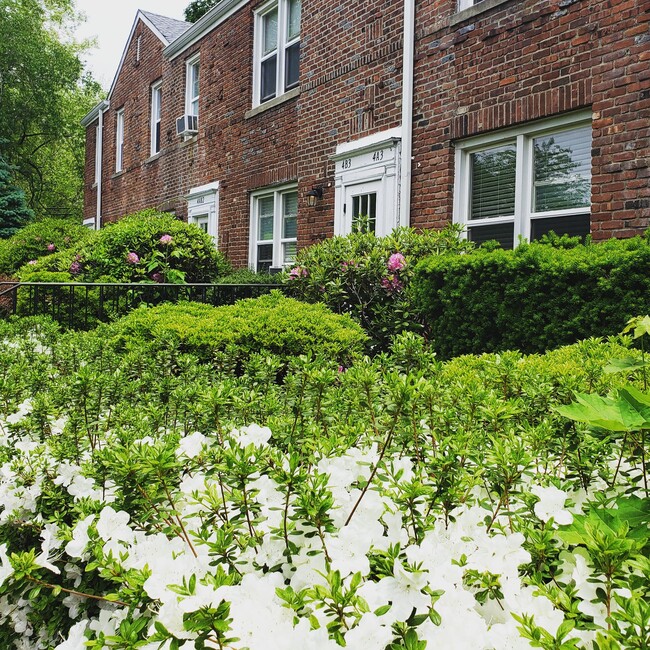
[0,155,34,238]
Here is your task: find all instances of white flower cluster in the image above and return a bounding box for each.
[0,415,630,650]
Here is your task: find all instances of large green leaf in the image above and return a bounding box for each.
[604,357,650,374]
[556,392,647,432]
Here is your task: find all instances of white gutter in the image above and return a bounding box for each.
[399,0,415,227]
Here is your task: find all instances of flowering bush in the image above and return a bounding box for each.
[0,318,648,649]
[18,210,231,284]
[0,219,95,276]
[283,225,473,351]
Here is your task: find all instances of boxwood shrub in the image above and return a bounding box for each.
[107,290,368,366]
[412,235,650,358]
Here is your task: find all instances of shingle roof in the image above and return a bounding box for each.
[141,11,192,44]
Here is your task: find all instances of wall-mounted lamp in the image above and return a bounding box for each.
[306,186,323,208]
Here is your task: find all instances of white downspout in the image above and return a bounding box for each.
[400,0,415,227]
[95,104,106,231]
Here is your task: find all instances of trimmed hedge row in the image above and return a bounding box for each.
[106,291,368,367]
[412,236,650,359]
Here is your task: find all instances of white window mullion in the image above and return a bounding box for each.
[273,192,282,267]
[276,3,286,103]
[513,134,528,243]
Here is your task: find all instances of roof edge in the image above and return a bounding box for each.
[81,100,110,127]
[164,0,249,60]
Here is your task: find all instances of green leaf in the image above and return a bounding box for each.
[556,392,646,431]
[604,357,650,374]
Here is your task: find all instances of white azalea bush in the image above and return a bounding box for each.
[0,317,648,649]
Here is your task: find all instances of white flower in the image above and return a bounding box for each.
[96,506,134,544]
[344,613,394,649]
[232,423,272,447]
[35,527,61,575]
[6,399,32,424]
[177,432,207,459]
[53,620,88,649]
[531,484,573,525]
[65,515,95,559]
[0,543,13,586]
[360,560,430,622]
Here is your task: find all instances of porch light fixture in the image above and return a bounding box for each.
[306,186,323,207]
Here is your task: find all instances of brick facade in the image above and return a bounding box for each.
[83,0,650,266]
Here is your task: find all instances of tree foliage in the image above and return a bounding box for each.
[0,0,103,220]
[184,0,219,23]
[0,154,34,238]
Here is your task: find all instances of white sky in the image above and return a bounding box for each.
[74,0,187,90]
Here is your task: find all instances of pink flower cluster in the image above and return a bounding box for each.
[341,260,359,272]
[69,261,81,275]
[288,266,308,280]
[46,243,56,252]
[381,275,404,294]
[159,234,173,245]
[387,252,406,272]
[126,252,140,265]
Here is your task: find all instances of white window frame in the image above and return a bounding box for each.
[249,183,298,271]
[115,109,124,173]
[458,0,483,10]
[185,54,200,118]
[252,0,300,107]
[453,111,592,245]
[150,81,162,156]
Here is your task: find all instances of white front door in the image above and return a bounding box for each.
[344,180,382,234]
[187,182,219,245]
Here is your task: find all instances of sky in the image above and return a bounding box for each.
[74,0,187,90]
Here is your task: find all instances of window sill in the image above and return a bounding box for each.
[450,0,513,26]
[145,152,162,164]
[245,87,300,120]
[111,171,124,179]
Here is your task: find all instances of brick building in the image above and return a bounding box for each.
[83,0,650,268]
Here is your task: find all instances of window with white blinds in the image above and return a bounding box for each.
[454,114,592,248]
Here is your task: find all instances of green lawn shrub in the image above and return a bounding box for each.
[412,235,650,358]
[107,290,368,367]
[0,218,94,275]
[283,225,473,350]
[16,209,231,284]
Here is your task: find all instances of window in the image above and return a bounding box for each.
[458,0,486,9]
[94,125,101,184]
[150,81,162,156]
[454,113,592,248]
[254,0,301,106]
[250,185,298,272]
[115,109,124,173]
[186,55,200,118]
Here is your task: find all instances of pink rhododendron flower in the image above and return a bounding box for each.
[28,259,38,265]
[47,243,56,252]
[126,252,140,265]
[289,266,308,280]
[151,272,164,283]
[69,261,81,274]
[159,234,173,245]
[387,252,406,272]
[381,275,404,294]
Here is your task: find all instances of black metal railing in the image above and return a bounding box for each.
[0,282,283,329]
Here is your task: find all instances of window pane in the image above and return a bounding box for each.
[258,196,274,241]
[263,9,278,55]
[283,192,298,238]
[261,56,277,102]
[154,122,160,153]
[283,241,297,264]
[285,42,300,90]
[257,243,273,272]
[288,0,301,40]
[533,126,591,212]
[468,222,515,249]
[352,192,377,233]
[192,64,200,99]
[530,214,590,241]
[470,144,516,220]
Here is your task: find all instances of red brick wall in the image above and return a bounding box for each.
[410,0,650,238]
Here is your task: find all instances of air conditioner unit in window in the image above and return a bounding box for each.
[176,114,198,137]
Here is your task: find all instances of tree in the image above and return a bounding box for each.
[0,0,103,220]
[0,154,34,238]
[184,0,219,23]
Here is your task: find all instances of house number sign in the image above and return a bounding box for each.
[337,146,394,173]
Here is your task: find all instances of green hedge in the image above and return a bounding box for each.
[107,291,368,366]
[412,236,650,358]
